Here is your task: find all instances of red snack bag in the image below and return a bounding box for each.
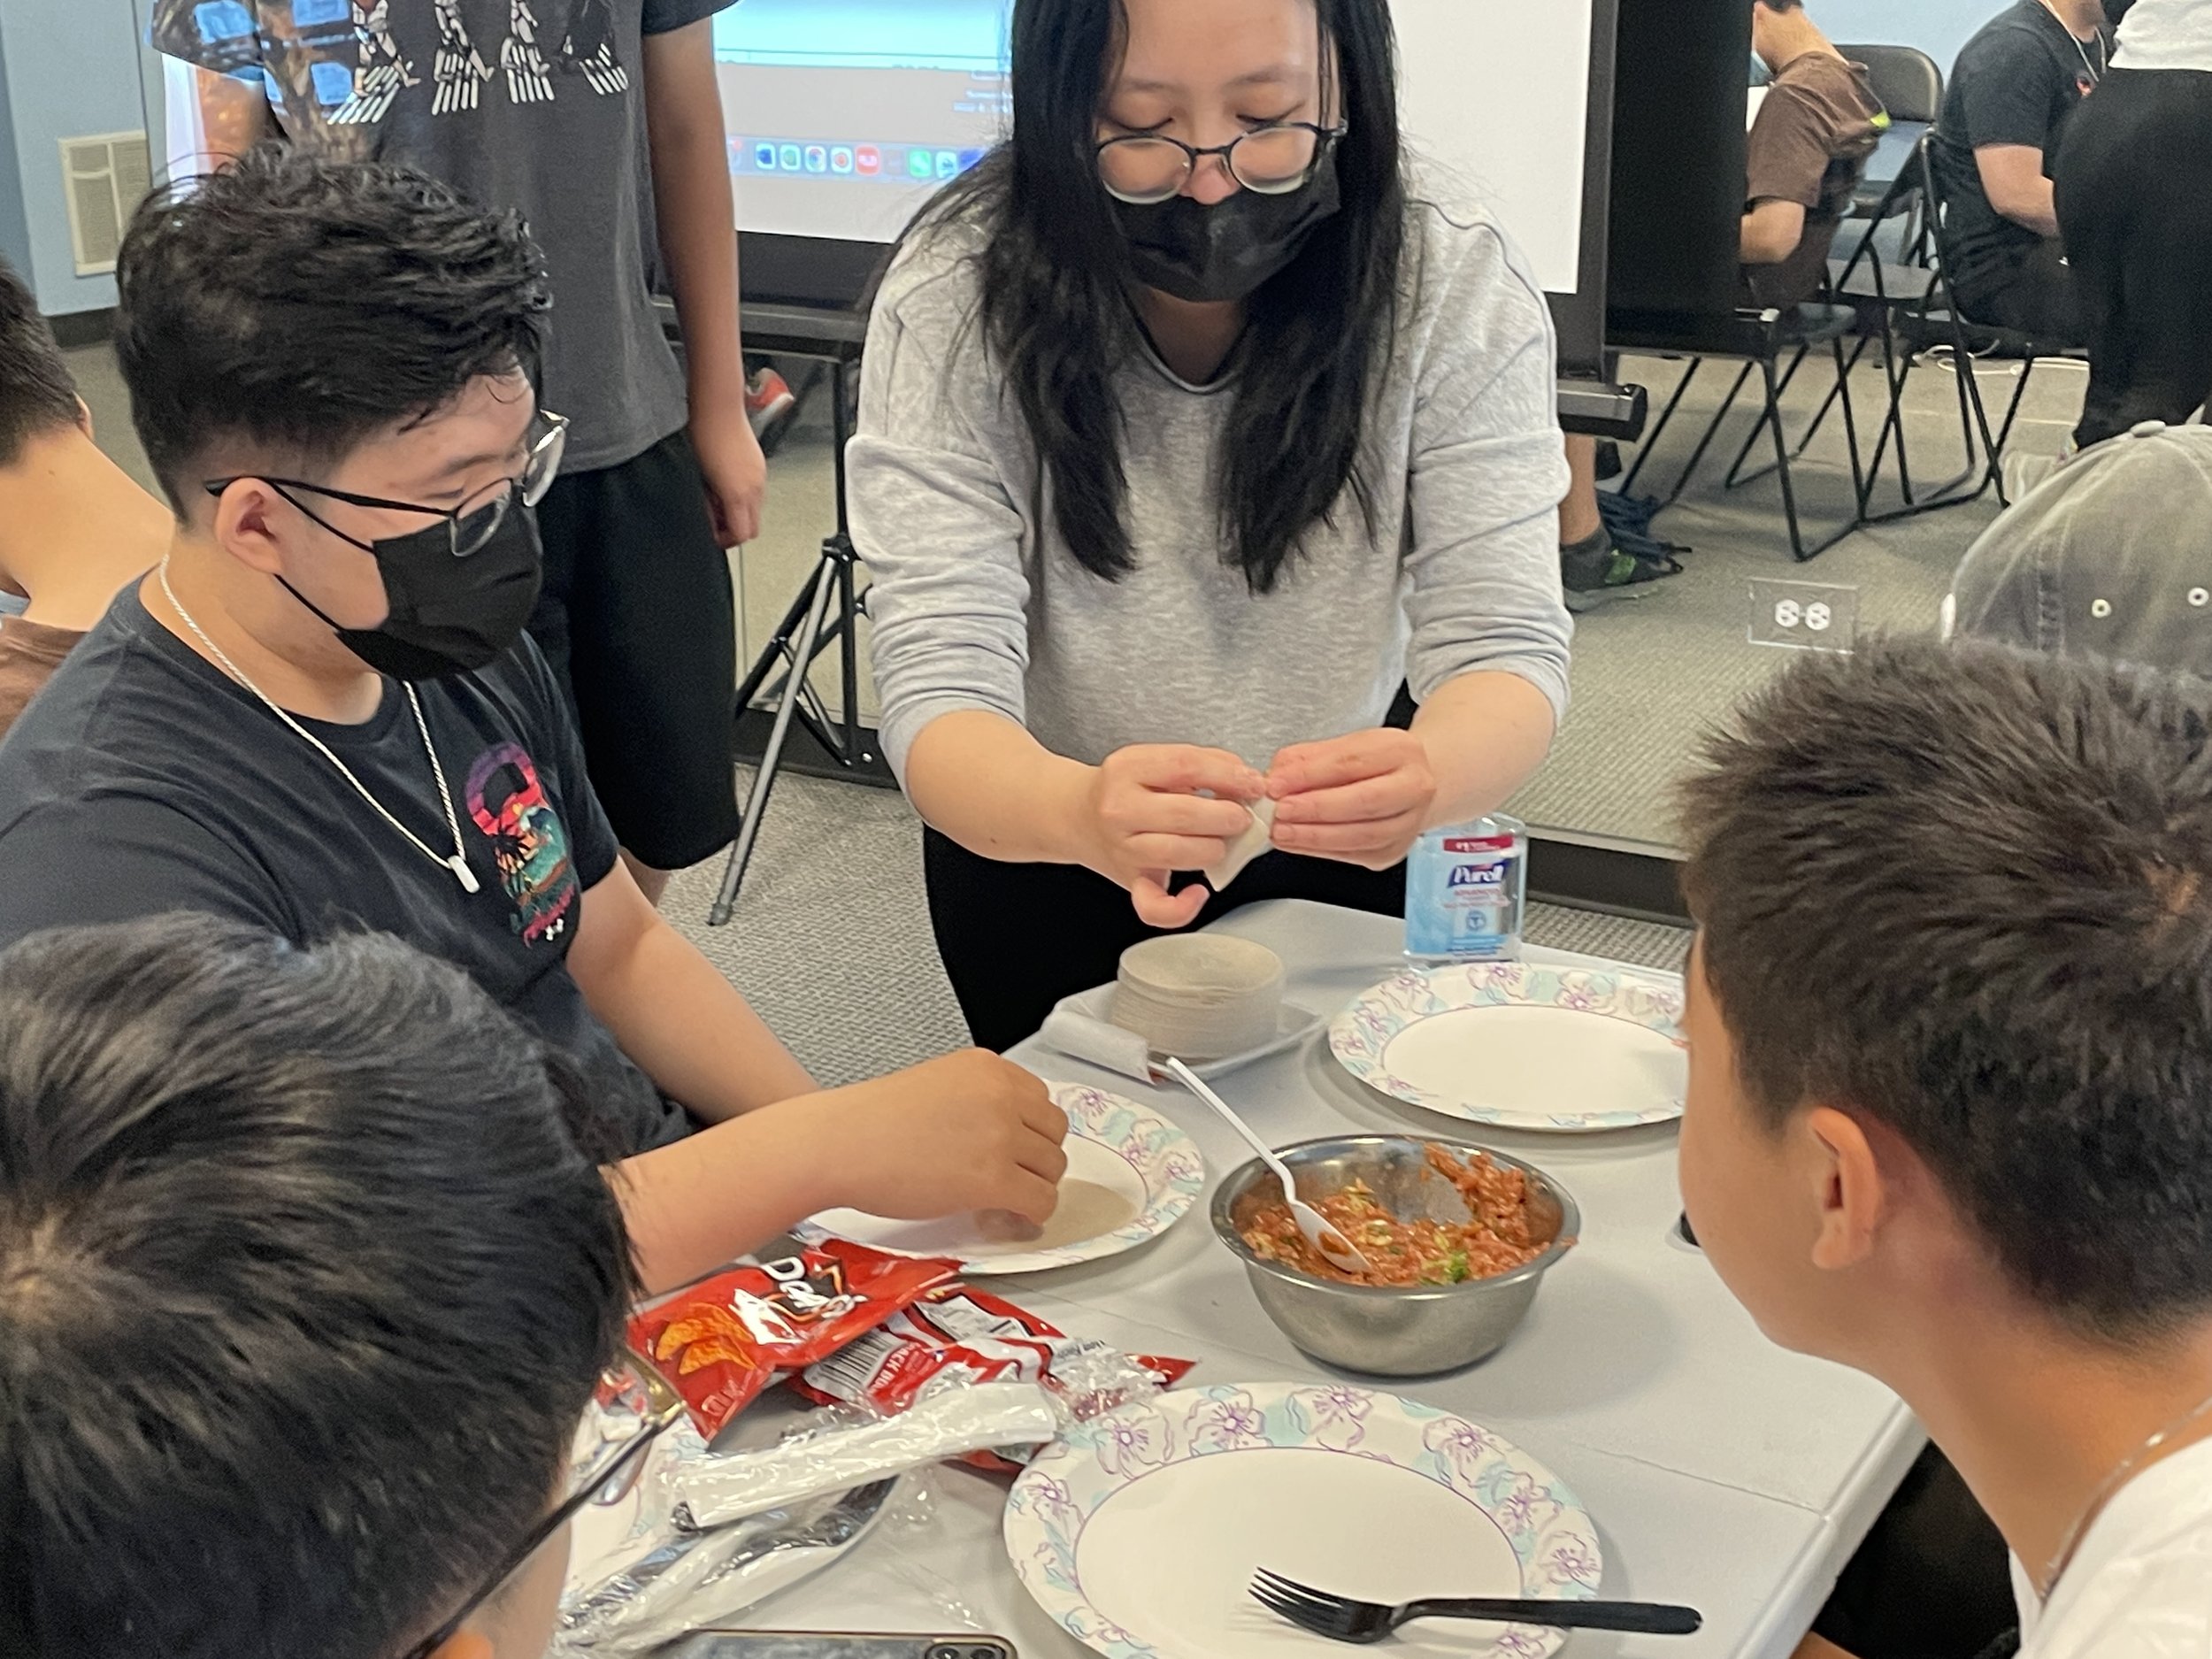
[792,1281,1195,1471]
[629,1241,959,1438]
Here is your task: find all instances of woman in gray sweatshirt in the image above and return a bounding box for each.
[847,0,1573,1049]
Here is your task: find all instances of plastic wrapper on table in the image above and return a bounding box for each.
[675,1380,1060,1532]
[553,1444,901,1655]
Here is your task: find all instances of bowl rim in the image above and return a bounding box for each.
[1209,1132,1581,1299]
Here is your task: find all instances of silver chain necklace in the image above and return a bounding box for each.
[2037,1386,2212,1599]
[2039,0,2108,84]
[157,561,480,894]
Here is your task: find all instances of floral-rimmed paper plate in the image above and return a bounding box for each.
[796,1083,1205,1275]
[1006,1381,1603,1659]
[1329,963,1687,1132]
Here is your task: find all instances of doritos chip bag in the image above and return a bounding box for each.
[629,1241,958,1438]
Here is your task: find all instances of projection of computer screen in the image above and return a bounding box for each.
[717,0,1013,245]
[717,0,1594,295]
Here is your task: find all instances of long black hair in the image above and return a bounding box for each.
[909,0,1407,594]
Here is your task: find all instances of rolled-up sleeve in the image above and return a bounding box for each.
[846,250,1037,784]
[1400,213,1574,727]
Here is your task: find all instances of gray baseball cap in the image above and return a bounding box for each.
[1946,421,2212,676]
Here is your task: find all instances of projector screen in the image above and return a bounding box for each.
[716,0,1012,246]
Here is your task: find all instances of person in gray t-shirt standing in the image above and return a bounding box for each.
[157,0,759,901]
[848,0,1573,1050]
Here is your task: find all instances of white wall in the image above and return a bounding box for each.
[0,0,150,313]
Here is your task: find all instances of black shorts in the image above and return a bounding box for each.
[529,428,739,871]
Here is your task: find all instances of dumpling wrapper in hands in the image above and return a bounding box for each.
[1204,798,1276,893]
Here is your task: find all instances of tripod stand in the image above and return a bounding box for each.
[707,303,873,926]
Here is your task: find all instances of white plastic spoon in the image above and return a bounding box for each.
[1164,1057,1374,1276]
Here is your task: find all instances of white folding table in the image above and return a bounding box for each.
[752,900,1922,1659]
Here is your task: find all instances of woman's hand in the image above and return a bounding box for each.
[1076,745,1266,926]
[1267,728,1439,870]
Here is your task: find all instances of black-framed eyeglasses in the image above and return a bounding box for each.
[403,1355,684,1659]
[1095,122,1347,206]
[203,408,569,561]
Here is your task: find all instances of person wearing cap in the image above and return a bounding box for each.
[1947,420,2212,669]
[2054,0,2212,449]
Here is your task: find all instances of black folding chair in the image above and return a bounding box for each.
[1615,303,1867,562]
[1859,132,2087,521]
[1818,131,1978,515]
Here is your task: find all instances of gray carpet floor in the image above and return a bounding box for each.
[1502,345,2085,846]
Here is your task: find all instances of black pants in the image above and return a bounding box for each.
[2056,66,2212,448]
[1811,1445,2017,1659]
[1955,236,2083,347]
[529,428,741,871]
[923,831,1408,1053]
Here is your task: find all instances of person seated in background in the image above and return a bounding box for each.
[1559,0,1882,605]
[1679,636,2212,1659]
[1738,0,1886,309]
[0,916,637,1658]
[0,253,171,735]
[1948,419,2212,671]
[1929,0,2111,340]
[0,146,1068,1294]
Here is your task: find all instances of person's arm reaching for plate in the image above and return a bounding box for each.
[564,858,1069,1291]
[1267,218,1571,868]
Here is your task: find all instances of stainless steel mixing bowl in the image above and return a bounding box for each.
[1210,1134,1578,1376]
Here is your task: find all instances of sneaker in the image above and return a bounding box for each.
[745,365,800,456]
[1561,528,1681,613]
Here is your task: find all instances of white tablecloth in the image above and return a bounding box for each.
[752,900,1923,1659]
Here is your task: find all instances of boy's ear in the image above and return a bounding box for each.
[1803,1105,1884,1271]
[208,478,295,577]
[75,396,94,441]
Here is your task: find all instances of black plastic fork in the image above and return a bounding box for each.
[1250,1569,1703,1644]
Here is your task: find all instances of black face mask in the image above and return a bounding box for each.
[1113,151,1343,305]
[280,499,543,681]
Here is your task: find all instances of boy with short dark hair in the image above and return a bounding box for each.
[0,146,1065,1294]
[0,915,636,1657]
[0,253,172,735]
[1678,637,2212,1659]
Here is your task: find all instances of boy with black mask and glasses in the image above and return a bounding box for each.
[0,146,1069,1294]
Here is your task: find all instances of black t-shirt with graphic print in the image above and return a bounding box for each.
[0,585,686,1156]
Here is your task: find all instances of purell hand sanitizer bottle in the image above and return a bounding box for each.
[1405,813,1527,962]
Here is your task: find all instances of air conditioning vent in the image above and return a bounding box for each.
[59,131,153,276]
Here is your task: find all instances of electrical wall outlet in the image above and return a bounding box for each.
[1747,578,1859,653]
